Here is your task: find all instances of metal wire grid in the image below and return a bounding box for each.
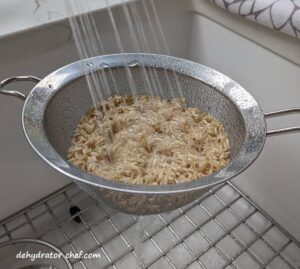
[0,181,300,269]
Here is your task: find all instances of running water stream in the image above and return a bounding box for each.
[64,0,183,266]
[133,216,146,267]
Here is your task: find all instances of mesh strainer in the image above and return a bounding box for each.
[1,54,300,215]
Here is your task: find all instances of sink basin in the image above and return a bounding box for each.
[0,0,300,243]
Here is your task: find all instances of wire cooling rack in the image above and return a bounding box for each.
[0,181,300,269]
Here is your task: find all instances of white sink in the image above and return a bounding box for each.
[0,0,300,243]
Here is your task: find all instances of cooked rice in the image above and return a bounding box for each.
[67,95,230,185]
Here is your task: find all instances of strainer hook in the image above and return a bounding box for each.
[265,108,300,136]
[0,76,41,101]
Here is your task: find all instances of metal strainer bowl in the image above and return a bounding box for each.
[1,54,299,215]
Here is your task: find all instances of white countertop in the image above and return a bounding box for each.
[0,0,129,38]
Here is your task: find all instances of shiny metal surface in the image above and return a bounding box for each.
[17,53,267,214]
[4,54,299,214]
[1,182,300,269]
[6,53,300,214]
[265,108,300,136]
[0,76,41,101]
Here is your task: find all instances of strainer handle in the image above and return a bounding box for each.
[0,76,41,101]
[265,108,300,136]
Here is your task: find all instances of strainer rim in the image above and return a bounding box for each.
[22,53,267,195]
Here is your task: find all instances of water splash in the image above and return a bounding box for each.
[128,60,139,68]
[101,62,109,69]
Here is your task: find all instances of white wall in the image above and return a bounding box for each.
[188,15,300,241]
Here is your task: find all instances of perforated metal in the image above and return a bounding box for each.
[24,54,266,214]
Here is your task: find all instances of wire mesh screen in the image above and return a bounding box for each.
[0,182,299,269]
[44,68,245,161]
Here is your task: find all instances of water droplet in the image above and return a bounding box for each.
[128,60,139,67]
[87,62,94,67]
[101,62,109,69]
